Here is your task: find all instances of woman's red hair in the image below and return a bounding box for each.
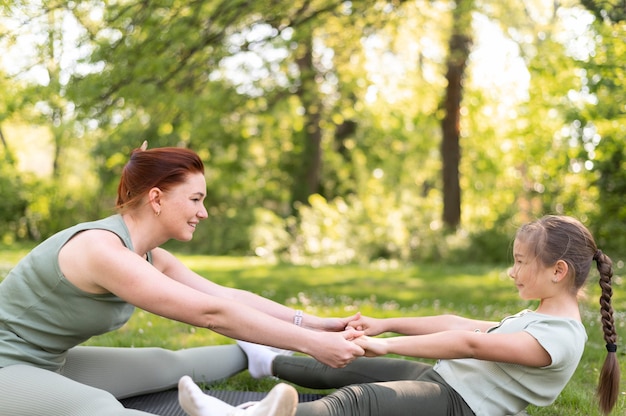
[116,146,204,212]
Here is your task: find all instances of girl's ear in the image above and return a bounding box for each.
[554,259,569,282]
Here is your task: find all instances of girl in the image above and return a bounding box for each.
[182,215,620,416]
[0,144,364,415]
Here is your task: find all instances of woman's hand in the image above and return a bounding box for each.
[308,328,366,367]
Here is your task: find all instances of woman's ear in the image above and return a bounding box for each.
[148,187,162,215]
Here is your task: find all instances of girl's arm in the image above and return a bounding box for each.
[349,314,499,336]
[355,330,552,367]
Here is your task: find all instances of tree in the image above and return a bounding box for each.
[441,0,474,229]
[291,29,323,205]
[3,0,624,264]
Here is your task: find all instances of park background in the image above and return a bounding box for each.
[0,0,625,414]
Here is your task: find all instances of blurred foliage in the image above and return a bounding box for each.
[581,0,626,23]
[0,0,625,266]
[0,157,28,242]
[566,7,626,258]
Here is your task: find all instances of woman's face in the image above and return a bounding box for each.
[158,172,208,241]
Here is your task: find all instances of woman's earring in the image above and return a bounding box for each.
[155,210,161,217]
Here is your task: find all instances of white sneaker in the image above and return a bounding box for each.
[178,375,298,416]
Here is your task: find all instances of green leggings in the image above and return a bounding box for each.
[0,344,246,415]
[274,356,475,416]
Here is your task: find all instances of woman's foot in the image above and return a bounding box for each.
[178,375,298,416]
[236,340,293,379]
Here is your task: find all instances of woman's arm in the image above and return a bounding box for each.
[151,247,356,332]
[59,230,364,367]
[355,330,552,367]
[348,314,498,336]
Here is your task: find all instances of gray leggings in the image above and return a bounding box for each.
[273,356,475,416]
[0,344,246,415]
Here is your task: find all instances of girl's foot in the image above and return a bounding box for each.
[178,375,298,416]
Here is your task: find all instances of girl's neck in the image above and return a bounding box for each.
[536,294,581,321]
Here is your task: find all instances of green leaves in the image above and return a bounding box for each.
[2,0,626,263]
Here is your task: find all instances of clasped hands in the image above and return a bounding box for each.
[340,312,389,358]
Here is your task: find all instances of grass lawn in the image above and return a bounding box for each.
[1,248,625,415]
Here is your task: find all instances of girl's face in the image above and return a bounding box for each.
[158,172,208,241]
[508,239,553,300]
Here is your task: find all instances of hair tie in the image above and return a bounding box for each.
[606,343,617,353]
[593,249,602,262]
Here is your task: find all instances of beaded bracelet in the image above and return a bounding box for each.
[293,309,303,327]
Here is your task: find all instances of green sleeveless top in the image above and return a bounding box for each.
[0,215,147,372]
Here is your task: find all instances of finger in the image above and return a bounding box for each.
[346,311,361,321]
[342,329,355,339]
[346,312,362,325]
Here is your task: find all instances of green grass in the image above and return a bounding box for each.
[1,248,625,415]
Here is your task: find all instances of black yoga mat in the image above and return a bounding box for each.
[121,389,325,415]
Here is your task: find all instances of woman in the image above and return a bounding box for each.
[183,215,620,416]
[0,144,364,415]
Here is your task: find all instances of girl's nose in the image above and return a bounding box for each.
[507,267,516,279]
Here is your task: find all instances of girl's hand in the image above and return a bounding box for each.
[353,336,389,357]
[346,315,386,336]
[313,312,363,332]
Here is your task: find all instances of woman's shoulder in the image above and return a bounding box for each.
[63,215,131,247]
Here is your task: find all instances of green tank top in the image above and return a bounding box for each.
[0,215,146,371]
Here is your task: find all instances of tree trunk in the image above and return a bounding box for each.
[293,31,322,206]
[441,0,473,229]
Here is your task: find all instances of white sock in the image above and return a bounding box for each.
[236,340,293,379]
[178,375,234,416]
[178,376,298,416]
